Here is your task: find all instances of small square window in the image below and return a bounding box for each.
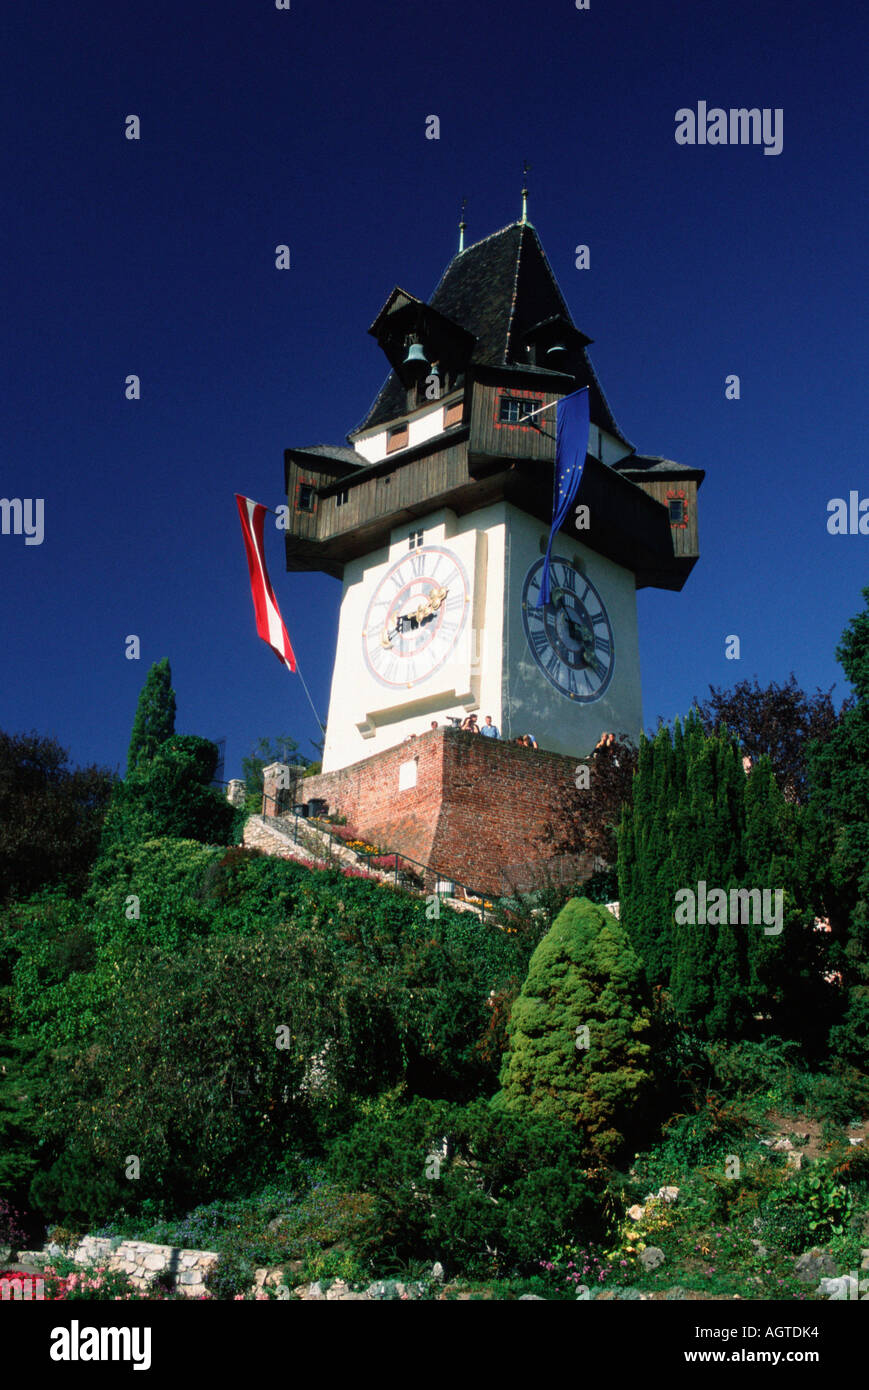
[408,530,423,550]
[387,425,408,453]
[336,488,349,507]
[297,483,315,512]
[668,497,685,524]
[498,396,537,424]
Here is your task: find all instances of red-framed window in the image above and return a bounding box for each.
[493,388,546,430]
[667,488,688,529]
[294,478,317,513]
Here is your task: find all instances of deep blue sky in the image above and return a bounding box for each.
[3,0,867,779]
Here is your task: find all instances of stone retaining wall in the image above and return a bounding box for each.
[19,1237,219,1298]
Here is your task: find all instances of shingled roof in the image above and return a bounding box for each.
[349,220,630,442]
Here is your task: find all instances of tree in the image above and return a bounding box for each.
[326,1097,602,1278]
[806,586,869,1064]
[126,659,176,775]
[0,730,114,902]
[617,725,677,985]
[551,733,638,866]
[241,735,312,794]
[498,897,654,1159]
[693,673,844,804]
[102,735,235,851]
[619,712,827,1043]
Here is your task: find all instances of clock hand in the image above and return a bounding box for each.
[551,589,586,645]
[381,586,449,646]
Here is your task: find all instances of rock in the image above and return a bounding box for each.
[656,1186,679,1204]
[267,1215,292,1232]
[325,1279,349,1300]
[665,1287,688,1300]
[772,1137,793,1152]
[794,1249,837,1283]
[848,1137,864,1146]
[307,1280,325,1299]
[817,1275,857,1299]
[431,1261,445,1283]
[518,1293,544,1299]
[366,1278,402,1300]
[751,1239,768,1259]
[786,1151,804,1170]
[860,1250,869,1272]
[640,1246,665,1271]
[627,1204,645,1221]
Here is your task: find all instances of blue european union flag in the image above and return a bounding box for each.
[536,387,590,607]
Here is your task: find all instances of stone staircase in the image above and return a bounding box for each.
[242,814,489,916]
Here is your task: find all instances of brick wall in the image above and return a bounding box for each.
[280,729,593,895]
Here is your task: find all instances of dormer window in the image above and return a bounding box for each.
[667,489,688,528]
[296,481,316,512]
[499,396,538,424]
[387,425,408,453]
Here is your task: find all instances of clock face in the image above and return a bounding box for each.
[521,556,615,702]
[362,545,470,689]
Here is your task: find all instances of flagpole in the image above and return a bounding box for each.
[294,659,327,735]
[518,384,587,424]
[235,492,327,736]
[518,399,558,423]
[259,500,326,731]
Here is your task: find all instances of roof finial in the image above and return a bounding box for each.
[521,160,531,223]
[458,196,467,253]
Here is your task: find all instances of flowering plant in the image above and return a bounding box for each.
[538,1243,617,1295]
[0,1199,28,1252]
[39,1263,174,1301]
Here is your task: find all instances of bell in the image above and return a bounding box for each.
[403,341,429,371]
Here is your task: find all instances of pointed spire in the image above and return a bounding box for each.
[520,160,531,224]
[458,196,467,253]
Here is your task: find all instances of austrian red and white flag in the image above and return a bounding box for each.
[235,494,296,672]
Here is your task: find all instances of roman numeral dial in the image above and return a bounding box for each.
[521,557,615,702]
[362,545,470,689]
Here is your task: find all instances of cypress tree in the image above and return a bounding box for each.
[807,587,869,1062]
[126,659,177,775]
[744,756,827,1045]
[618,727,676,983]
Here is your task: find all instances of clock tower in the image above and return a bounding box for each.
[282,217,702,775]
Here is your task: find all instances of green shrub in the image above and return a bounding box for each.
[498,898,654,1159]
[582,868,619,904]
[759,1170,853,1252]
[325,1097,604,1278]
[29,1146,127,1231]
[203,1251,256,1300]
